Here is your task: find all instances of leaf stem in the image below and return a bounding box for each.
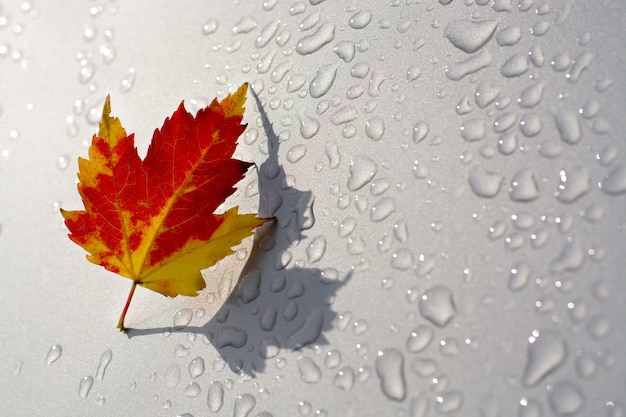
[117,281,138,331]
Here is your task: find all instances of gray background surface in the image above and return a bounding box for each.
[0,1,624,416]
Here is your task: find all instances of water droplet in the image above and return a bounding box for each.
[508,262,531,291]
[419,285,456,327]
[207,381,224,412]
[406,325,433,353]
[475,81,500,108]
[519,113,542,137]
[468,167,503,198]
[407,64,421,81]
[184,381,201,398]
[548,382,584,415]
[434,390,463,413]
[365,116,385,141]
[412,121,429,143]
[587,314,611,340]
[460,119,486,142]
[333,40,355,63]
[510,169,539,201]
[286,144,307,163]
[446,50,492,81]
[309,64,337,98]
[333,367,355,391]
[493,112,517,133]
[550,240,584,273]
[96,349,112,380]
[325,350,341,369]
[79,376,94,399]
[518,81,544,108]
[370,198,395,222]
[330,106,358,125]
[348,155,377,191]
[600,164,626,195]
[555,167,590,202]
[288,307,324,349]
[46,345,62,365]
[501,54,529,77]
[234,393,256,417]
[349,10,372,29]
[299,115,320,139]
[296,22,334,55]
[214,327,247,348]
[173,308,193,329]
[375,349,406,401]
[443,19,497,53]
[298,356,322,383]
[496,25,522,46]
[554,110,581,145]
[351,62,370,78]
[368,70,386,97]
[306,235,326,263]
[233,16,257,35]
[523,330,566,386]
[188,357,205,379]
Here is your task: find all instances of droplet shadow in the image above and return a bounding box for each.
[127,86,351,376]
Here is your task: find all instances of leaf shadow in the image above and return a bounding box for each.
[127,87,350,376]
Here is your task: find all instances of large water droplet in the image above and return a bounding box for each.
[550,240,584,273]
[375,349,406,401]
[333,367,355,391]
[501,54,529,77]
[370,198,396,222]
[288,307,324,349]
[522,330,566,386]
[46,345,62,365]
[419,286,456,327]
[214,327,247,348]
[460,119,486,142]
[232,16,258,35]
[600,165,626,195]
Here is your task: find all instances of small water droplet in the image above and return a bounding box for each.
[509,169,539,201]
[460,119,486,142]
[298,356,322,383]
[333,367,355,391]
[296,22,334,55]
[234,393,256,417]
[188,357,205,379]
[468,167,503,198]
[184,381,201,398]
[96,349,112,380]
[207,381,224,412]
[554,110,581,145]
[406,325,433,353]
[375,349,406,401]
[79,376,94,399]
[419,285,456,327]
[391,248,414,270]
[286,144,307,163]
[325,350,341,369]
[348,155,377,191]
[173,308,193,329]
[548,382,584,415]
[523,330,566,386]
[349,10,372,29]
[365,116,385,141]
[232,16,257,35]
[309,64,337,98]
[412,121,429,143]
[475,81,500,108]
[46,345,62,365]
[443,19,497,53]
[120,68,136,93]
[306,235,326,263]
[600,164,626,195]
[446,50,492,81]
[370,198,395,222]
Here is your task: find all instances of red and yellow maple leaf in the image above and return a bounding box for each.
[61,83,270,330]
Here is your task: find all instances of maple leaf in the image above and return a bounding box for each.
[61,83,271,331]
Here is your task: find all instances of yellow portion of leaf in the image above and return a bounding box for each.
[139,206,268,297]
